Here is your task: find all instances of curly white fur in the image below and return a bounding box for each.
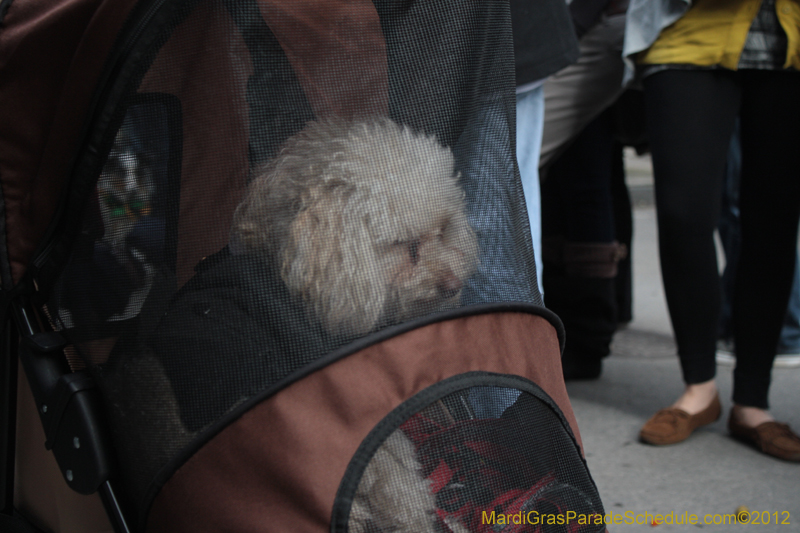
[349,430,469,533]
[348,430,437,532]
[232,117,478,336]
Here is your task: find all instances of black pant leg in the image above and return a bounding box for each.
[733,70,800,408]
[643,69,740,384]
[542,108,620,378]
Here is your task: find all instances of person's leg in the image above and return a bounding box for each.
[642,69,739,418]
[611,139,633,325]
[644,69,739,390]
[732,70,800,415]
[541,108,623,380]
[726,72,800,461]
[516,85,545,294]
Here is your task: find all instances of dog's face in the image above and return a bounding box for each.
[233,117,479,337]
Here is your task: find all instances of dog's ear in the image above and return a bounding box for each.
[230,173,275,255]
[281,185,388,337]
[230,167,304,258]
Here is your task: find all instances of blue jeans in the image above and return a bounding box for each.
[780,261,800,352]
[516,85,545,294]
[455,91,541,306]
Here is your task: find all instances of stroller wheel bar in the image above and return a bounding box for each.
[99,481,132,533]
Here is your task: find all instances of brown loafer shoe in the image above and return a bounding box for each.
[728,415,800,462]
[639,394,722,445]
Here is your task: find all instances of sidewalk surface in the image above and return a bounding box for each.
[564,151,800,532]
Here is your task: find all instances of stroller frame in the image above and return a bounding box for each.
[1,1,603,532]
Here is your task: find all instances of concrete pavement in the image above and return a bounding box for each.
[563,151,800,532]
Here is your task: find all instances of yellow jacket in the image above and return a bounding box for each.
[638,0,800,70]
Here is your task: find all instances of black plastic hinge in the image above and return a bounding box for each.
[10,295,115,496]
[41,371,114,495]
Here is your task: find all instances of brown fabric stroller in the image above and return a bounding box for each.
[0,1,606,532]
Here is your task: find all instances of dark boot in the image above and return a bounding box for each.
[543,240,627,380]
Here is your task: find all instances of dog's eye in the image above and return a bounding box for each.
[408,239,420,265]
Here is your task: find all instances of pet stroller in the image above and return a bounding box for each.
[0,1,607,532]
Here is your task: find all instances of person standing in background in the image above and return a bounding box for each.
[511,0,580,294]
[626,0,800,462]
[537,0,631,380]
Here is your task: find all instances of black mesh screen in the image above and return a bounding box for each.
[40,0,543,523]
[337,382,604,533]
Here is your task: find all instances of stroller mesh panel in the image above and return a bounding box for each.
[339,385,604,533]
[36,0,552,526]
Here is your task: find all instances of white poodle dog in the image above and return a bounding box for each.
[231,116,479,337]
